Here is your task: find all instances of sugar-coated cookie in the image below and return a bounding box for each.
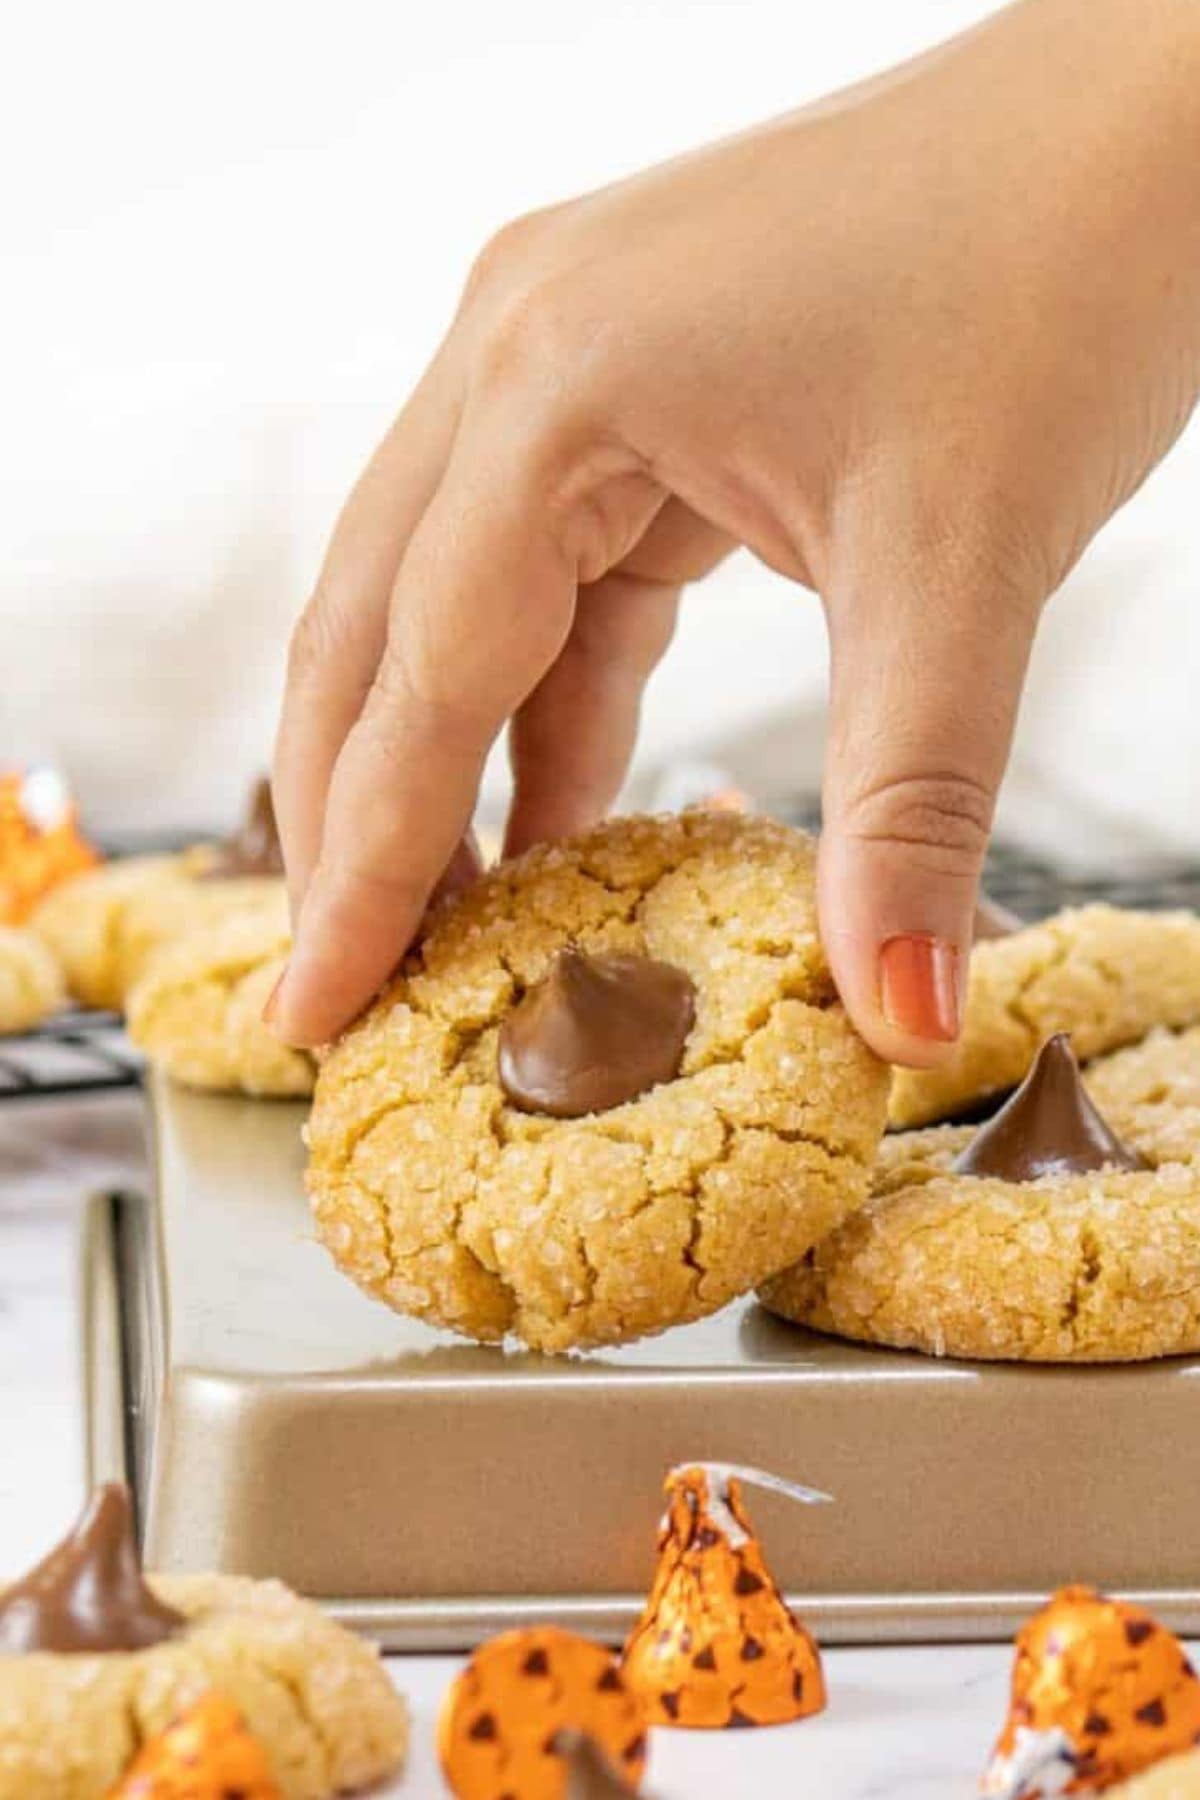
[1083,1024,1200,1169]
[307,811,889,1352]
[0,1484,407,1800]
[0,1572,406,1800]
[31,850,286,1013]
[30,854,195,1011]
[30,779,287,1013]
[0,925,64,1034]
[113,779,286,1006]
[889,906,1200,1129]
[127,908,311,1098]
[117,868,285,998]
[763,1030,1200,1362]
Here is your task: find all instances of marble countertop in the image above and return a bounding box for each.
[0,1089,1072,1797]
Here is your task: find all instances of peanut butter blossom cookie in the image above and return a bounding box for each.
[0,1482,408,1800]
[127,905,312,1098]
[30,779,286,1012]
[0,924,64,1033]
[1084,1023,1200,1169]
[889,905,1200,1129]
[762,1031,1200,1362]
[306,811,889,1352]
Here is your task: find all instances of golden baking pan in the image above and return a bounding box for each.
[80,1072,1200,1649]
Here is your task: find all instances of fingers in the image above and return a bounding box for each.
[504,573,679,856]
[268,414,583,1048]
[503,497,732,853]
[818,542,1040,1068]
[272,352,462,913]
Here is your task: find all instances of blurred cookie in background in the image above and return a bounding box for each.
[127,907,311,1098]
[0,924,65,1034]
[1085,1022,1200,1170]
[30,777,285,1012]
[889,905,1200,1129]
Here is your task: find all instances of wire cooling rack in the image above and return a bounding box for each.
[978,849,1200,919]
[0,1009,143,1101]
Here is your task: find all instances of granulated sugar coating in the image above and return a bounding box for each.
[306,811,889,1352]
[765,1026,1200,1362]
[0,1573,408,1800]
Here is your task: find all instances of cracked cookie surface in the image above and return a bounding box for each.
[306,811,889,1352]
[889,907,1200,1130]
[127,904,312,1097]
[0,925,64,1033]
[30,851,284,1012]
[0,1572,408,1800]
[763,1029,1200,1361]
[1084,1025,1200,1169]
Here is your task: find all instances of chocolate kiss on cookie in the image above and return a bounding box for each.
[198,776,284,880]
[954,1032,1148,1182]
[498,946,696,1118]
[0,1481,185,1654]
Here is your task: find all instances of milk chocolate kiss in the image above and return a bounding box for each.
[498,947,696,1118]
[199,776,284,880]
[954,1033,1148,1183]
[0,1482,185,1655]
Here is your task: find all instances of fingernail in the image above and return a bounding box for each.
[261,968,287,1031]
[878,935,961,1042]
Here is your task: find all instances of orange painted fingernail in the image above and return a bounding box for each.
[878,935,960,1042]
[261,968,287,1029]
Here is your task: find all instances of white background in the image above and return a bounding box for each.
[2,0,1197,852]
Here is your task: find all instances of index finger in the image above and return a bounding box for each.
[272,352,462,913]
[267,417,580,1047]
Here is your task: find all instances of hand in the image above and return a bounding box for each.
[271,0,1200,1060]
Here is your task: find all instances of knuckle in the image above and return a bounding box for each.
[461,208,553,310]
[842,770,994,875]
[286,585,352,688]
[475,272,581,394]
[370,648,490,761]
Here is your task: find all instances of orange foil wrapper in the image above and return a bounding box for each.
[982,1585,1200,1797]
[621,1462,828,1730]
[106,1692,280,1799]
[0,767,97,924]
[438,1625,648,1800]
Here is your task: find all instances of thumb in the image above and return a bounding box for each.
[818,552,1040,1069]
